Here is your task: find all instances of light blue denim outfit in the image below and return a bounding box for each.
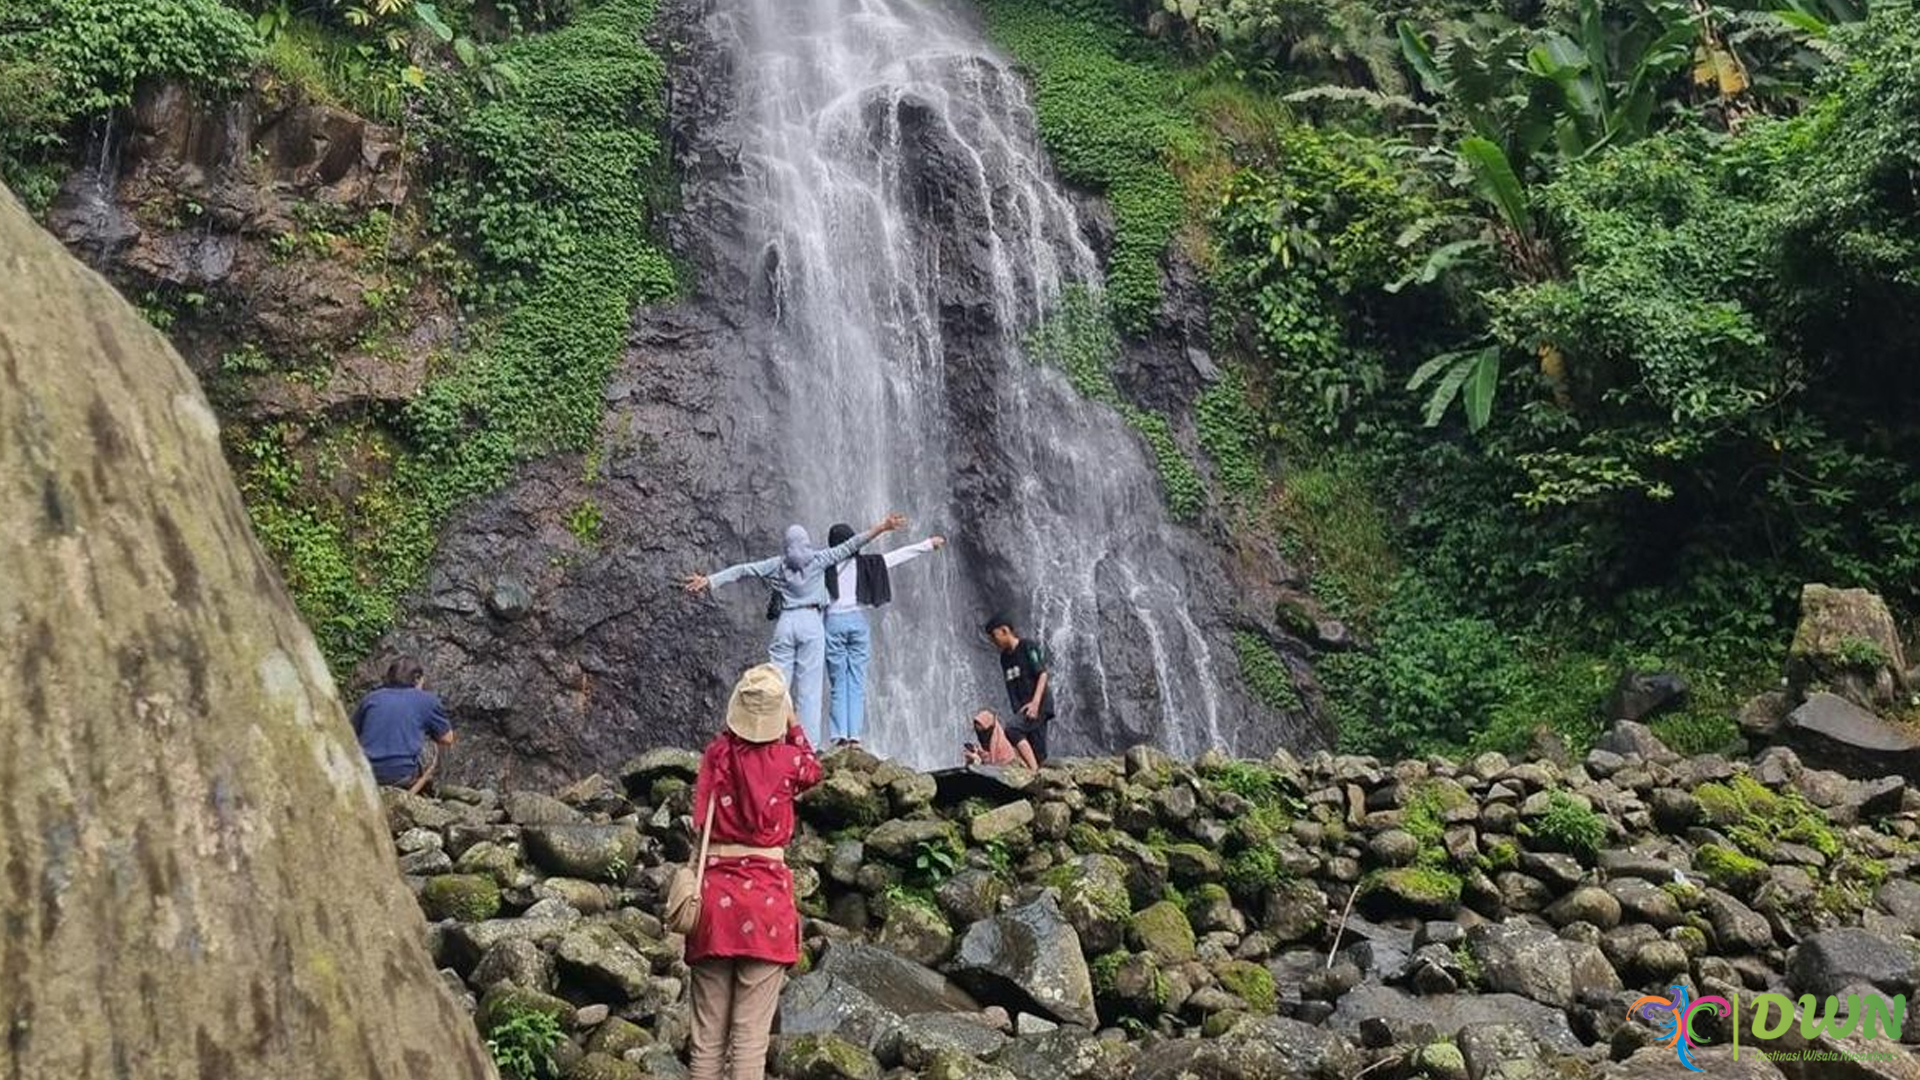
[706,526,872,744]
[824,539,936,742]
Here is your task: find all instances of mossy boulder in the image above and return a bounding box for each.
[776,1033,883,1080]
[522,824,640,881]
[1360,868,1463,919]
[1216,960,1277,1013]
[865,818,962,863]
[876,895,955,966]
[1045,854,1132,954]
[420,874,502,922]
[1787,583,1908,710]
[584,1017,651,1058]
[477,983,573,1035]
[1696,844,1768,892]
[800,772,889,829]
[1092,950,1165,1017]
[1128,901,1196,964]
[970,799,1035,844]
[454,840,521,887]
[1165,843,1224,884]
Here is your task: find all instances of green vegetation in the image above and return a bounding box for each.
[1233,631,1302,713]
[484,1004,564,1080]
[1696,843,1768,892]
[1530,793,1606,860]
[0,0,259,206]
[1023,285,1207,519]
[239,0,674,664]
[1216,959,1277,1013]
[990,0,1920,759]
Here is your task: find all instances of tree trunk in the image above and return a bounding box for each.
[0,189,495,1078]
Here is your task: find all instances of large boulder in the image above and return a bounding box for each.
[774,1033,884,1080]
[1049,855,1132,954]
[817,942,980,1014]
[865,818,961,863]
[1787,584,1909,712]
[1465,922,1618,1010]
[522,824,641,881]
[1779,693,1920,784]
[1599,1045,1787,1079]
[992,1029,1139,1080]
[951,894,1097,1029]
[554,924,651,1001]
[1128,1017,1361,1080]
[1787,929,1920,998]
[1325,986,1581,1052]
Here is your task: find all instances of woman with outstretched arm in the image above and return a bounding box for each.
[684,511,907,744]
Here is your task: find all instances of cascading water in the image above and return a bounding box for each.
[699,0,1249,766]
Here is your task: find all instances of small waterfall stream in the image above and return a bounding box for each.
[701,0,1236,766]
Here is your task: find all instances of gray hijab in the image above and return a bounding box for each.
[783,524,814,573]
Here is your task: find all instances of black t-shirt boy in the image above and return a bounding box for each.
[1002,638,1054,721]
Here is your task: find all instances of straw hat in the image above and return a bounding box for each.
[726,663,792,743]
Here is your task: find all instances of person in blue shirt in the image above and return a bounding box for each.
[351,655,455,791]
[684,511,907,745]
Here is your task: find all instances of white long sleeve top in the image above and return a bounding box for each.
[827,538,938,614]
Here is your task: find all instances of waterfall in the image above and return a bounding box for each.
[699,0,1242,766]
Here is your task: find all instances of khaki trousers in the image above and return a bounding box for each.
[688,958,785,1080]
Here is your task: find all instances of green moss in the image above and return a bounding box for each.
[420,873,503,922]
[1364,866,1464,910]
[980,3,1199,330]
[1196,369,1266,499]
[1216,960,1277,1013]
[1836,635,1893,669]
[1090,949,1129,996]
[1224,844,1287,901]
[1024,287,1203,520]
[1128,900,1198,963]
[1694,775,1841,860]
[1696,843,1768,892]
[1234,631,1303,713]
[1481,838,1519,872]
[1068,822,1115,855]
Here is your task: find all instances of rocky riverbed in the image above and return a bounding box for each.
[389,719,1920,1080]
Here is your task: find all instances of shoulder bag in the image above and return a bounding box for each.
[665,790,716,935]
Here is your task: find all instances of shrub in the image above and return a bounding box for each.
[1531,792,1606,859]
[485,1005,563,1080]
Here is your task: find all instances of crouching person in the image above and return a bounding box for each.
[351,655,455,793]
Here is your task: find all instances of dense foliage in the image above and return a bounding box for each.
[0,0,674,664]
[988,0,1920,758]
[243,0,676,663]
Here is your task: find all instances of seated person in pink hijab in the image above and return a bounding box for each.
[963,709,1027,767]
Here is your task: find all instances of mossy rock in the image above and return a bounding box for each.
[1215,960,1277,1013]
[420,873,502,922]
[1128,900,1197,963]
[1091,949,1165,1018]
[776,1032,883,1080]
[1696,843,1768,892]
[584,1017,650,1058]
[1165,843,1224,884]
[477,983,573,1035]
[1224,845,1286,903]
[1359,868,1462,919]
[1045,853,1132,954]
[1066,821,1114,854]
[798,773,888,829]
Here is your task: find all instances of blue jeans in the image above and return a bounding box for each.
[768,608,827,745]
[825,610,872,742]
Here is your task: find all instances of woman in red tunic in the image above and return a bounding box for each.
[686,663,822,1080]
